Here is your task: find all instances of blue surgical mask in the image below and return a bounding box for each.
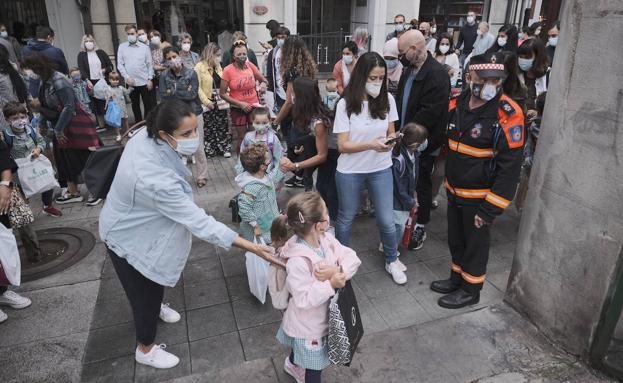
[385,58,399,69]
[548,36,558,47]
[0,31,7,39]
[128,35,137,44]
[72,75,82,82]
[518,57,534,72]
[342,55,353,65]
[395,24,406,33]
[418,139,428,153]
[276,38,285,47]
[168,134,200,156]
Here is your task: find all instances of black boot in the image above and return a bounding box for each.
[437,289,480,309]
[430,278,461,294]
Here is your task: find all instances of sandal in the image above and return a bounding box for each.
[196,179,207,188]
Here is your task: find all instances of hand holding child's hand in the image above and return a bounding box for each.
[279,157,295,172]
[314,264,339,282]
[330,272,346,289]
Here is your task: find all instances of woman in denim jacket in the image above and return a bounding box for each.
[99,99,283,369]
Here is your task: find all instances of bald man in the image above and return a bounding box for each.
[418,22,437,53]
[472,21,495,55]
[396,29,450,251]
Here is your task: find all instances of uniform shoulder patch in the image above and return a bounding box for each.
[449,98,458,112]
[499,99,516,116]
[503,125,524,149]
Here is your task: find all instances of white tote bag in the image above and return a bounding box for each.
[245,236,270,304]
[0,225,21,286]
[15,155,60,198]
[93,79,110,100]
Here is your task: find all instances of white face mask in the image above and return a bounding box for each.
[477,29,483,36]
[480,83,499,101]
[343,55,353,65]
[431,27,437,34]
[138,34,148,43]
[10,117,29,132]
[395,24,406,33]
[439,44,450,54]
[182,43,191,52]
[168,134,199,156]
[548,36,558,47]
[216,55,222,62]
[365,82,382,98]
[150,36,161,45]
[467,16,475,24]
[85,41,94,51]
[276,38,285,47]
[0,31,7,39]
[518,57,534,72]
[497,37,507,47]
[253,123,269,133]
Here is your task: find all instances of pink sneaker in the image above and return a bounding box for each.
[284,356,305,383]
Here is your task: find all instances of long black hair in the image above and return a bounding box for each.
[517,38,550,77]
[292,77,332,133]
[0,45,27,103]
[486,24,518,54]
[342,51,389,120]
[146,99,195,142]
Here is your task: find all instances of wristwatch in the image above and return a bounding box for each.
[295,163,300,171]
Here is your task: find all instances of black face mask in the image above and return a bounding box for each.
[471,82,483,98]
[399,54,411,67]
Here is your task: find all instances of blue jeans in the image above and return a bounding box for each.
[335,168,397,263]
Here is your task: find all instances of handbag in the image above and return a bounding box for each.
[245,236,271,304]
[403,207,418,248]
[8,188,34,229]
[104,100,122,129]
[82,121,145,199]
[0,224,20,286]
[15,154,60,198]
[211,72,230,110]
[328,280,364,366]
[59,101,100,150]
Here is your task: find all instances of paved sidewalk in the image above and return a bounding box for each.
[0,151,611,383]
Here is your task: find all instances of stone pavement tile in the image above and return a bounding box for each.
[164,285,186,312]
[225,274,253,302]
[183,278,229,310]
[219,249,247,278]
[0,331,89,383]
[353,249,386,275]
[232,295,282,330]
[81,354,135,383]
[135,343,191,383]
[19,241,107,292]
[99,272,126,296]
[422,256,452,279]
[83,321,136,363]
[101,256,117,279]
[187,240,218,264]
[157,312,188,346]
[369,291,432,329]
[352,269,409,299]
[188,332,245,374]
[0,280,99,347]
[170,358,279,383]
[186,303,236,341]
[351,280,390,335]
[91,291,133,329]
[403,261,440,294]
[239,321,287,361]
[399,236,450,264]
[182,256,223,285]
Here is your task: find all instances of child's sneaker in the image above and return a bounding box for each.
[284,356,305,383]
[115,134,122,142]
[223,152,232,158]
[43,206,62,217]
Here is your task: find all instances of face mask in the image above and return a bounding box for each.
[548,36,558,47]
[150,36,161,45]
[10,118,29,132]
[497,37,507,47]
[0,31,7,39]
[138,34,148,43]
[235,55,247,65]
[24,70,39,80]
[439,45,450,54]
[431,27,437,34]
[253,123,269,133]
[385,59,399,69]
[327,91,338,98]
[182,43,191,52]
[399,54,410,67]
[467,16,475,24]
[518,32,524,40]
[365,82,382,98]
[276,38,285,47]
[342,55,353,65]
[477,29,483,36]
[169,57,182,68]
[128,35,137,44]
[518,57,534,72]
[471,82,499,101]
[85,41,94,50]
[395,24,406,33]
[168,134,199,156]
[72,75,81,82]
[418,139,428,153]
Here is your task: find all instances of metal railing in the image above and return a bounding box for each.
[297,30,352,73]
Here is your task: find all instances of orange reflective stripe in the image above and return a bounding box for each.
[461,271,486,284]
[451,263,462,273]
[447,139,494,158]
[485,192,511,209]
[444,180,490,199]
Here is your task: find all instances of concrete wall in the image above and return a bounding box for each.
[45,0,85,68]
[506,0,623,357]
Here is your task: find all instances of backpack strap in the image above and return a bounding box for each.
[1,131,11,148]
[29,129,38,146]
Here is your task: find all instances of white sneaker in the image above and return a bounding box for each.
[395,258,407,272]
[191,156,196,164]
[386,261,407,285]
[378,243,407,271]
[223,152,232,158]
[135,344,180,369]
[159,303,181,323]
[0,291,32,309]
[0,308,7,323]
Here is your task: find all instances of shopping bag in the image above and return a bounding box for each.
[328,281,364,366]
[14,154,59,198]
[0,225,21,286]
[402,207,418,248]
[105,100,122,129]
[245,236,270,304]
[93,79,110,100]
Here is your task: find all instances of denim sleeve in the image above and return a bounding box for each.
[53,84,76,135]
[171,72,199,101]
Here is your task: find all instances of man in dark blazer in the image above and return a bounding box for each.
[396,29,450,251]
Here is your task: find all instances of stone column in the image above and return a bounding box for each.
[367,0,388,54]
[505,0,623,357]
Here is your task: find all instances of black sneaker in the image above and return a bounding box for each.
[86,196,103,206]
[410,226,427,250]
[285,176,304,188]
[56,193,84,205]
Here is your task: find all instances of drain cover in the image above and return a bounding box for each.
[18,227,96,282]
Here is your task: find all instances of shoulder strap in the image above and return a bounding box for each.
[2,131,11,148]
[29,129,38,145]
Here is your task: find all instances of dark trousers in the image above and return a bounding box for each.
[41,189,53,207]
[447,199,490,293]
[17,225,40,260]
[416,154,435,225]
[316,149,339,221]
[108,248,164,345]
[289,352,322,383]
[129,85,156,123]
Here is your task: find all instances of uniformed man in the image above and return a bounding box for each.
[430,52,525,309]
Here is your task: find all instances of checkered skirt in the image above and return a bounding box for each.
[276,326,331,370]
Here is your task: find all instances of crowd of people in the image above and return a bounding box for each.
[0,12,557,381]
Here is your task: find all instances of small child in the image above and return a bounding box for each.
[321,78,339,111]
[69,67,92,115]
[235,106,282,174]
[272,191,361,383]
[390,122,428,269]
[106,71,132,141]
[235,143,285,244]
[2,102,63,263]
